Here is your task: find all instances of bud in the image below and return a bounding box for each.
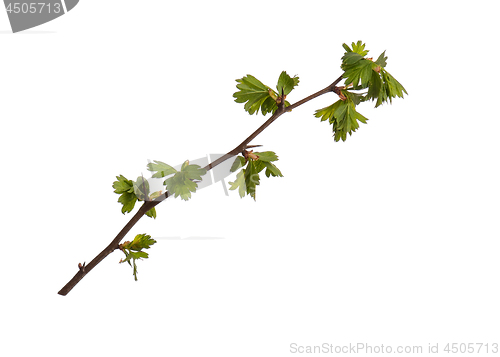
[149,190,163,200]
[247,150,259,161]
[268,88,278,101]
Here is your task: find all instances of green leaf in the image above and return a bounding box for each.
[233,72,299,115]
[133,176,150,201]
[164,160,207,201]
[228,169,246,198]
[164,173,195,201]
[124,250,149,262]
[145,207,156,219]
[342,52,364,66]
[230,156,246,173]
[123,233,157,251]
[342,41,369,56]
[344,90,365,105]
[365,70,382,105]
[233,75,278,115]
[314,99,369,142]
[147,160,177,178]
[113,175,134,194]
[276,71,299,96]
[375,50,387,68]
[182,162,207,181]
[365,68,408,107]
[120,234,156,281]
[229,151,283,199]
[262,161,283,178]
[342,56,374,88]
[245,160,260,200]
[118,191,138,214]
[314,100,342,122]
[113,175,138,214]
[382,70,408,100]
[113,175,159,217]
[146,159,206,201]
[120,250,149,265]
[253,151,278,162]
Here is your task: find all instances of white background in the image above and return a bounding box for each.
[1,1,499,356]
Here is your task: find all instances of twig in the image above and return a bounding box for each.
[57,74,344,296]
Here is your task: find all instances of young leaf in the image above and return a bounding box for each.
[147,160,177,178]
[375,50,387,68]
[244,160,260,200]
[181,162,207,181]
[342,52,364,66]
[164,160,207,201]
[314,99,369,142]
[229,151,283,200]
[344,90,365,105]
[133,176,150,201]
[120,250,149,265]
[365,67,408,107]
[145,207,157,219]
[382,70,408,101]
[122,233,157,251]
[165,173,198,201]
[233,75,278,115]
[120,234,157,281]
[253,151,279,162]
[315,100,342,122]
[262,161,283,178]
[342,41,369,56]
[113,175,134,194]
[230,156,246,173]
[117,191,138,214]
[341,48,375,88]
[228,169,246,198]
[113,175,138,214]
[112,175,157,218]
[276,71,299,96]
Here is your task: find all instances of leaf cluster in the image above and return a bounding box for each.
[315,97,368,142]
[112,175,157,218]
[315,41,407,141]
[147,160,207,201]
[233,71,299,115]
[341,41,408,107]
[119,233,157,281]
[228,151,283,200]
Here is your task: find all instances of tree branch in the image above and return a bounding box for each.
[285,75,344,112]
[57,200,161,295]
[57,74,344,296]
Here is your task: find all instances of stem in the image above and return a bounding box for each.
[57,200,160,296]
[286,75,344,112]
[57,74,344,296]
